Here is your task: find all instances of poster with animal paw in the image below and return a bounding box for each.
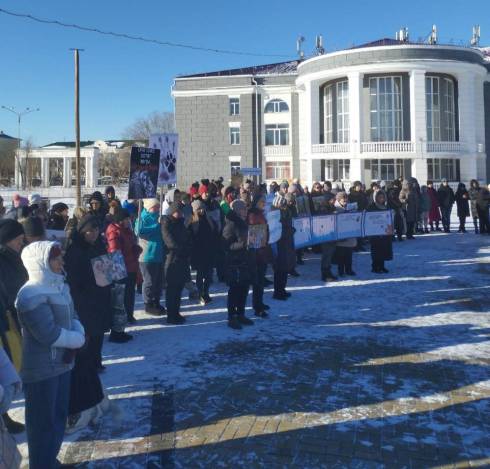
[149,133,178,185]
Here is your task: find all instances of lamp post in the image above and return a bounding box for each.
[1,105,40,188]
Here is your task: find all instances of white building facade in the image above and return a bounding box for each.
[173,40,490,189]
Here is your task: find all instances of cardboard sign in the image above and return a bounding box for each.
[149,133,178,185]
[128,147,160,199]
[266,209,282,244]
[363,210,394,236]
[311,215,336,243]
[247,224,268,249]
[91,251,127,287]
[293,217,312,248]
[295,195,311,218]
[336,212,363,239]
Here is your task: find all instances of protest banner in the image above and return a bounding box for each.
[266,209,281,244]
[363,210,394,237]
[293,217,312,248]
[295,195,311,217]
[247,224,268,249]
[311,214,336,243]
[335,212,363,239]
[45,229,66,242]
[128,147,160,199]
[149,133,178,185]
[91,251,127,287]
[311,195,329,214]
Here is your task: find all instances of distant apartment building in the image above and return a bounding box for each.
[172,37,490,189]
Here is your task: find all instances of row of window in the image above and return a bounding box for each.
[323,75,457,144]
[229,124,290,146]
[230,158,460,182]
[229,97,289,116]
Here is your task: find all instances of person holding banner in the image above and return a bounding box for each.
[222,200,255,330]
[367,191,393,273]
[247,193,271,317]
[334,192,357,277]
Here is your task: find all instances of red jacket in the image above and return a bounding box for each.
[105,222,142,273]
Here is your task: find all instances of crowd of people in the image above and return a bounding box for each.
[0,175,488,467]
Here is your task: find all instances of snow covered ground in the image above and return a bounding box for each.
[11,226,490,468]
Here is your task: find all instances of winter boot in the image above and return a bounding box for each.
[254,310,268,318]
[272,292,288,301]
[167,313,186,325]
[289,269,300,277]
[238,315,254,326]
[228,315,242,330]
[145,304,164,316]
[109,331,133,343]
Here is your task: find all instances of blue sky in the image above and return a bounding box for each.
[0,0,488,145]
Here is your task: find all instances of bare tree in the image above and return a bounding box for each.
[20,137,34,190]
[98,147,131,184]
[0,146,15,186]
[123,111,175,141]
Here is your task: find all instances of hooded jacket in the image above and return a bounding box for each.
[15,241,85,383]
[135,208,164,263]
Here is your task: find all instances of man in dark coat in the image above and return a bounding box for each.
[161,203,191,325]
[399,179,419,239]
[222,200,255,329]
[437,179,455,233]
[455,183,470,233]
[468,179,482,233]
[367,191,393,273]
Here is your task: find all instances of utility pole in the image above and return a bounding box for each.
[1,106,39,189]
[70,48,84,207]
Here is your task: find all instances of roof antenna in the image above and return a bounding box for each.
[471,25,481,46]
[297,36,305,59]
[315,35,325,55]
[428,25,437,44]
[396,27,409,43]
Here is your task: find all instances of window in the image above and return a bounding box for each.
[230,126,240,145]
[426,76,456,142]
[365,159,405,181]
[264,99,289,113]
[230,161,241,176]
[71,158,86,185]
[427,158,460,181]
[229,97,240,116]
[323,80,349,143]
[266,161,291,180]
[324,159,350,180]
[369,76,403,141]
[265,124,289,146]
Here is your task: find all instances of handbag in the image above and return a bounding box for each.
[0,417,21,469]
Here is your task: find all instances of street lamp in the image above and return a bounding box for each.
[1,105,40,189]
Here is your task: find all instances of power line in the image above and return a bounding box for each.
[0,7,293,59]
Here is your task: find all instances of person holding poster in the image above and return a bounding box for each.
[367,191,393,273]
[334,192,357,277]
[316,194,338,282]
[247,193,272,317]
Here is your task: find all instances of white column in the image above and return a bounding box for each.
[348,72,363,156]
[349,158,363,182]
[411,159,428,183]
[85,157,92,187]
[458,72,477,152]
[310,81,321,146]
[41,158,49,188]
[14,151,20,188]
[63,157,71,188]
[92,152,100,187]
[409,70,427,151]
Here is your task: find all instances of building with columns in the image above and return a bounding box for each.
[173,38,490,189]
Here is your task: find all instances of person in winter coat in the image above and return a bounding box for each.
[367,191,393,273]
[64,214,112,372]
[426,181,441,231]
[455,183,470,233]
[16,241,85,469]
[47,202,69,231]
[0,219,28,434]
[222,200,255,329]
[437,179,455,232]
[334,192,357,276]
[387,184,404,241]
[271,193,296,299]
[348,181,369,211]
[88,191,108,231]
[106,207,142,328]
[190,200,218,305]
[399,179,419,239]
[468,179,482,233]
[247,193,272,317]
[476,185,490,234]
[162,188,181,216]
[161,203,191,325]
[420,186,432,234]
[22,216,47,245]
[135,199,166,316]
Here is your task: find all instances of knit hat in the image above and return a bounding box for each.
[191,200,205,212]
[143,198,159,211]
[230,199,247,213]
[22,216,46,239]
[29,193,42,206]
[113,208,130,223]
[77,214,99,235]
[279,182,289,192]
[105,185,115,196]
[198,184,209,196]
[13,194,28,208]
[0,219,24,245]
[52,202,69,213]
[167,202,183,216]
[90,191,104,204]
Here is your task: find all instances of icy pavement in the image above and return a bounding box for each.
[11,231,490,468]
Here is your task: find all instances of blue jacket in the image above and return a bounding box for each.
[135,209,165,263]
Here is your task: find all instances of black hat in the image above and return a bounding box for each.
[90,191,104,204]
[105,185,115,196]
[77,214,99,234]
[0,219,24,245]
[52,202,69,213]
[113,208,130,223]
[22,216,46,238]
[168,202,183,216]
